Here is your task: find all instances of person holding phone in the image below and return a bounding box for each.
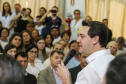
[38,6,66,34]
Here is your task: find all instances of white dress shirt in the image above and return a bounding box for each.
[50,65,63,84]
[75,49,115,84]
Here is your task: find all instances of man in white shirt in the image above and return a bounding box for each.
[56,21,115,84]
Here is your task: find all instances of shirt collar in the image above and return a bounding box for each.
[86,49,111,63]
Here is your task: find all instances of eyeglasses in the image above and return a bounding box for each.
[29,51,38,54]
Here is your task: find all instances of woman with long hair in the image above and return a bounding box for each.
[22,30,33,49]
[9,32,24,52]
[31,28,39,43]
[0,2,15,37]
[35,37,48,63]
[3,43,17,58]
[26,44,45,78]
[44,33,53,55]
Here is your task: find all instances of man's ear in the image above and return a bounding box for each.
[93,35,99,45]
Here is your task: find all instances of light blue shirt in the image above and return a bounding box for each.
[67,57,80,69]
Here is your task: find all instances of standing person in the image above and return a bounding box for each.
[34,7,47,22]
[35,37,48,63]
[56,21,115,84]
[0,28,9,50]
[13,8,33,33]
[38,6,66,33]
[0,2,15,37]
[15,52,37,84]
[102,19,112,43]
[69,9,83,42]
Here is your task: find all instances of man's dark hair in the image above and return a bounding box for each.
[36,15,42,19]
[69,40,78,48]
[116,37,125,44]
[106,53,126,84]
[15,4,21,7]
[0,54,24,84]
[82,21,108,47]
[61,32,70,39]
[52,6,58,10]
[74,9,80,14]
[15,52,28,60]
[50,50,64,57]
[102,19,108,22]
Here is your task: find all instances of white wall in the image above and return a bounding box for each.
[65,0,85,19]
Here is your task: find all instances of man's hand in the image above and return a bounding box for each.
[56,62,71,84]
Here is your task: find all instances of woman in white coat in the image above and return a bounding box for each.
[26,44,45,78]
[69,9,83,42]
[0,2,14,38]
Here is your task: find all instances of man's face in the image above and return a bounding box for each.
[15,5,21,13]
[51,8,58,16]
[53,44,63,51]
[69,42,79,54]
[80,53,88,68]
[102,20,108,27]
[118,43,124,50]
[51,28,59,37]
[16,55,28,70]
[50,53,64,68]
[77,26,94,55]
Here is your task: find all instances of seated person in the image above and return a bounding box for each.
[37,50,65,84]
[51,25,61,45]
[43,42,64,68]
[106,41,118,56]
[26,44,45,78]
[35,16,44,35]
[15,52,37,84]
[116,37,126,55]
[67,40,80,69]
[104,53,126,84]
[69,53,88,84]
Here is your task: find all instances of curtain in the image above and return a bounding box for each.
[0,0,27,12]
[27,0,57,18]
[85,0,126,39]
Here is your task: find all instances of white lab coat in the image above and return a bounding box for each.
[0,12,15,38]
[69,18,83,42]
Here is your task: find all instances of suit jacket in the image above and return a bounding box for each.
[37,65,56,84]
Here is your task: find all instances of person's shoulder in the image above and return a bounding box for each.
[69,65,80,72]
[39,65,50,75]
[35,58,41,63]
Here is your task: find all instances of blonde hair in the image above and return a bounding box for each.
[106,41,118,56]
[53,42,64,51]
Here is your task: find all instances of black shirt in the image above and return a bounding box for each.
[25,73,37,84]
[45,16,62,33]
[69,65,82,84]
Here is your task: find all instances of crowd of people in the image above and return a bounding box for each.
[0,2,126,84]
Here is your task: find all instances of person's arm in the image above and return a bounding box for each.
[57,11,66,25]
[8,20,14,30]
[56,62,71,84]
[39,10,51,23]
[27,16,33,22]
[13,13,21,21]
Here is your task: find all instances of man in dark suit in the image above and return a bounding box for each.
[69,53,88,84]
[37,50,65,84]
[15,52,37,84]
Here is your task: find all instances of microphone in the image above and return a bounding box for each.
[64,49,76,65]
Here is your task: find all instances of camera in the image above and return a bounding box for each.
[51,10,57,13]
